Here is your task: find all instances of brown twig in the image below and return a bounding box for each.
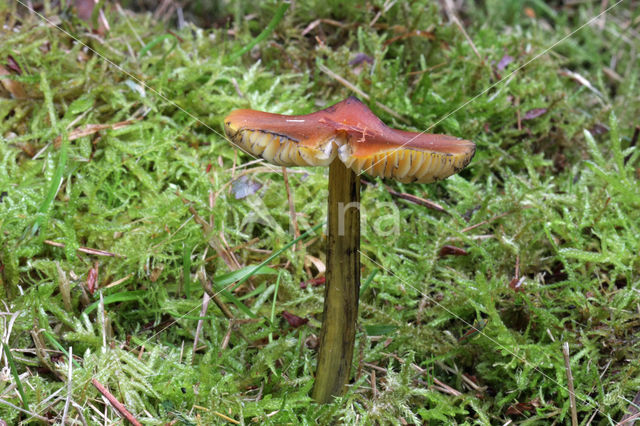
[369,0,397,27]
[178,192,240,270]
[361,179,445,212]
[204,238,260,263]
[44,240,122,257]
[562,342,579,426]
[0,397,53,423]
[102,273,134,290]
[200,270,235,320]
[192,265,212,359]
[371,369,378,398]
[451,15,482,63]
[301,18,348,36]
[432,377,462,397]
[91,378,142,426]
[53,120,136,148]
[461,211,511,233]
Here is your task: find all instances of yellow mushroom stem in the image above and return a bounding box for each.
[312,159,361,403]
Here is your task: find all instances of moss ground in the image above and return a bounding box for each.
[1,1,639,424]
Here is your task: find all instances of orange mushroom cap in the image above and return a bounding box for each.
[223,97,475,183]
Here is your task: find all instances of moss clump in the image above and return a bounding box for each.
[1,1,638,423]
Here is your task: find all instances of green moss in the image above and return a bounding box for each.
[1,1,638,423]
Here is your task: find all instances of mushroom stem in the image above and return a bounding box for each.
[312,159,361,403]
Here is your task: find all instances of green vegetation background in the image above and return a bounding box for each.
[1,0,639,423]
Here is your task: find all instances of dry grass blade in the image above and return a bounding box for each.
[563,342,579,426]
[362,180,446,212]
[91,378,142,426]
[44,240,122,257]
[0,397,53,423]
[301,18,348,36]
[61,346,73,424]
[53,120,136,148]
[618,390,640,425]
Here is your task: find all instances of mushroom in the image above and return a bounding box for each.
[223,97,475,403]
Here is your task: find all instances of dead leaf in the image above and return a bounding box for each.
[231,175,261,200]
[281,311,308,328]
[439,245,468,257]
[150,264,164,282]
[508,276,525,292]
[6,55,22,74]
[305,254,326,275]
[497,54,514,71]
[300,277,325,289]
[349,53,373,67]
[505,397,541,416]
[86,262,99,295]
[522,108,547,120]
[0,64,26,99]
[74,0,110,35]
[560,69,603,97]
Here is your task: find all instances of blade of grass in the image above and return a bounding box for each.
[212,283,259,319]
[225,1,290,63]
[238,283,267,301]
[359,268,379,297]
[27,137,68,237]
[2,342,29,411]
[269,271,283,343]
[139,33,178,63]
[42,330,82,369]
[83,290,146,314]
[215,265,276,288]
[90,0,106,30]
[183,243,193,298]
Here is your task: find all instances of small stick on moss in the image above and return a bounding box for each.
[179,193,241,270]
[213,410,240,424]
[193,266,212,359]
[204,238,260,262]
[0,397,52,423]
[44,240,122,257]
[562,342,579,426]
[91,378,142,426]
[361,179,445,212]
[451,15,483,63]
[200,270,235,320]
[53,120,136,148]
[461,210,512,233]
[619,389,640,425]
[371,369,377,399]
